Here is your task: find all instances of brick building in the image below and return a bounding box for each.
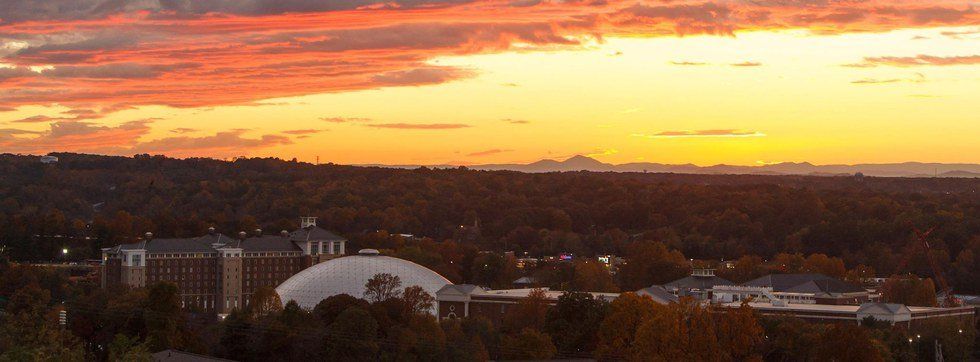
[101,217,346,314]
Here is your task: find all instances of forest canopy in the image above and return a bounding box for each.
[0,153,977,293]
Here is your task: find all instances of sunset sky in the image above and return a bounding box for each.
[1,0,979,166]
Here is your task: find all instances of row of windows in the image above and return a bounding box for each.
[150,259,217,267]
[245,252,301,257]
[150,253,218,259]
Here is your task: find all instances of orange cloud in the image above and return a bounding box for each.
[467,148,512,157]
[1,0,977,129]
[367,123,471,129]
[0,121,289,157]
[853,54,980,67]
[634,129,766,138]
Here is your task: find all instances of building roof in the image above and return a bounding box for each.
[513,276,538,285]
[636,285,679,304]
[664,275,732,291]
[240,235,303,252]
[289,226,346,242]
[742,273,862,293]
[276,249,451,313]
[437,284,484,296]
[106,226,344,254]
[856,302,911,315]
[784,279,866,295]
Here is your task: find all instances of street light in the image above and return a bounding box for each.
[62,248,68,255]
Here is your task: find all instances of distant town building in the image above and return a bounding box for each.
[436,285,618,324]
[512,276,539,288]
[712,273,873,305]
[719,301,975,328]
[100,217,346,314]
[662,268,732,300]
[40,155,59,164]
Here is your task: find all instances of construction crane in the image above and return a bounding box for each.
[911,227,959,307]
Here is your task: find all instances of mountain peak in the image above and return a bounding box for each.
[563,154,598,162]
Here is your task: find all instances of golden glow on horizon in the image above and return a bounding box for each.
[3,27,980,166]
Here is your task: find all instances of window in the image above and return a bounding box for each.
[333,242,341,254]
[132,254,142,267]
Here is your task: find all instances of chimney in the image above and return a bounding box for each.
[144,232,153,240]
[208,226,216,235]
[254,228,262,236]
[281,230,289,237]
[300,216,317,228]
[238,231,247,240]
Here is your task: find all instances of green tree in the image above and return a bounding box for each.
[324,307,379,361]
[313,294,369,326]
[544,291,608,357]
[108,334,152,362]
[143,282,185,352]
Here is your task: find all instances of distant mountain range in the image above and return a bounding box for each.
[363,155,980,178]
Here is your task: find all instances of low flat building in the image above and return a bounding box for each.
[713,273,873,305]
[720,301,975,328]
[101,217,346,314]
[436,286,618,323]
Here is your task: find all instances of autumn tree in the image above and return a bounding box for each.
[402,285,435,317]
[717,255,766,284]
[616,241,690,290]
[845,264,875,284]
[880,275,937,307]
[247,286,283,317]
[363,273,402,302]
[502,288,549,334]
[813,324,885,362]
[772,253,806,273]
[803,253,846,279]
[595,293,658,360]
[570,259,618,292]
[470,252,519,289]
[632,299,724,361]
[499,328,557,361]
[715,303,765,360]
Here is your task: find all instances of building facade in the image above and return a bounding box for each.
[101,217,346,314]
[436,285,619,324]
[710,273,875,305]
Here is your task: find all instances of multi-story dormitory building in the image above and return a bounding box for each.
[101,217,346,314]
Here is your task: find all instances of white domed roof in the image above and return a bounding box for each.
[276,249,451,313]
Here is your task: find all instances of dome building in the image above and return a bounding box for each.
[276,249,451,314]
